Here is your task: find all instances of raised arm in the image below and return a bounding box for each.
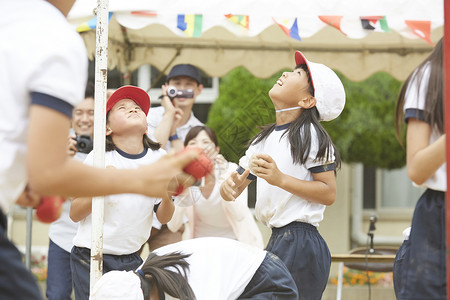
[27,105,197,199]
[70,197,92,222]
[155,196,175,224]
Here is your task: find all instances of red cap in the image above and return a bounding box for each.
[106,86,150,116]
[295,51,315,91]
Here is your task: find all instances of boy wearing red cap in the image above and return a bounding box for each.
[69,86,187,300]
[221,51,345,299]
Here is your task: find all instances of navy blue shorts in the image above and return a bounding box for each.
[70,246,143,300]
[238,252,299,299]
[395,189,446,300]
[0,209,43,300]
[266,221,330,300]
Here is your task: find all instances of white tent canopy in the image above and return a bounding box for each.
[68,0,443,81]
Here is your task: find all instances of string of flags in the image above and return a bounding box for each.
[76,12,435,45]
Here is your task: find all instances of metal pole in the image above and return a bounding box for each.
[444,0,450,298]
[90,0,109,295]
[25,207,33,269]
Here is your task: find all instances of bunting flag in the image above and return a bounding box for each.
[225,14,249,29]
[177,14,203,37]
[131,11,157,17]
[360,16,389,32]
[405,20,433,45]
[76,12,113,33]
[318,15,346,35]
[273,17,301,41]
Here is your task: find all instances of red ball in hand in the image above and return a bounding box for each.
[35,196,64,223]
[181,147,213,180]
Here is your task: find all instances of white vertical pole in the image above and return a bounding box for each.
[90,0,109,295]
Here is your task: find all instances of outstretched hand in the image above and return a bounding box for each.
[220,169,250,201]
[139,149,199,198]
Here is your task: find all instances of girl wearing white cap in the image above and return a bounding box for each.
[221,51,345,299]
[69,86,194,300]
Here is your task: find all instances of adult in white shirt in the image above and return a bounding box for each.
[168,126,264,249]
[145,64,204,252]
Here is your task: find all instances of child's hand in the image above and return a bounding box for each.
[138,149,199,198]
[220,169,250,201]
[251,154,283,186]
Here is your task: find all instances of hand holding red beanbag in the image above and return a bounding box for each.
[174,147,213,195]
[35,196,64,223]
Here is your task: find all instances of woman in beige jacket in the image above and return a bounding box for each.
[167,126,264,248]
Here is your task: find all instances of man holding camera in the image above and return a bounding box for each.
[147,64,204,152]
[46,83,94,300]
[145,64,204,251]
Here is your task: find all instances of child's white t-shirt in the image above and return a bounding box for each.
[403,62,446,192]
[240,124,335,228]
[73,147,166,255]
[0,0,87,213]
[152,237,266,300]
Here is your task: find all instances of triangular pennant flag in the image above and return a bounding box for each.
[76,12,113,33]
[177,14,203,37]
[131,11,157,17]
[225,14,249,29]
[318,15,346,36]
[360,16,389,32]
[405,20,433,45]
[273,17,301,41]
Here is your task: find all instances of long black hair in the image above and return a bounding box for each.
[250,64,341,169]
[105,110,161,152]
[138,252,196,300]
[395,38,443,144]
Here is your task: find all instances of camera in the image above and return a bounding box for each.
[75,135,93,154]
[166,86,194,99]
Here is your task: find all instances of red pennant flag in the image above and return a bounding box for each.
[319,15,346,35]
[405,20,433,45]
[131,11,157,17]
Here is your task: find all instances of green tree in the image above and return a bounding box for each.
[323,72,405,169]
[207,68,405,169]
[207,67,279,163]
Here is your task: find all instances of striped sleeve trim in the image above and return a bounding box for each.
[404,108,425,123]
[236,166,257,181]
[31,92,74,118]
[309,163,336,173]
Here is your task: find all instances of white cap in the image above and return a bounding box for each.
[90,270,144,300]
[402,227,411,241]
[295,51,346,121]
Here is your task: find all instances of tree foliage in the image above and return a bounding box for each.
[323,72,405,169]
[207,67,406,169]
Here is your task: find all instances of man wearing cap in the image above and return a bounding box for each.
[145,64,205,251]
[147,64,204,151]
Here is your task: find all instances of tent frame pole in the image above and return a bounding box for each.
[89,0,109,295]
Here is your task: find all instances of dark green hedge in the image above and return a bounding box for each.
[207,67,406,169]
